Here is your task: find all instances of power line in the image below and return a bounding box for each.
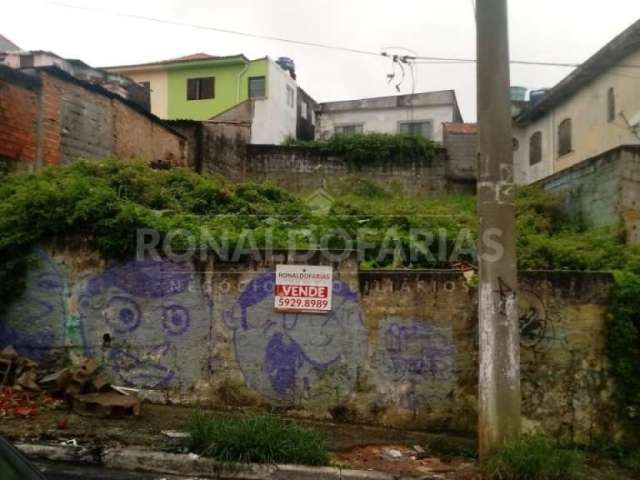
[49,1,382,58]
[47,1,640,70]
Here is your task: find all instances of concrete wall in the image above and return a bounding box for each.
[45,73,114,164]
[0,247,617,441]
[539,145,640,243]
[170,118,250,177]
[514,49,640,185]
[442,123,478,184]
[317,91,461,143]
[0,65,187,170]
[244,145,465,195]
[251,60,298,144]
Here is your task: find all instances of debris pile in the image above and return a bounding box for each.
[0,345,141,418]
[0,386,62,418]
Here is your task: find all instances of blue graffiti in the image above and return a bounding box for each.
[0,249,66,361]
[79,260,205,389]
[383,321,455,381]
[225,272,366,401]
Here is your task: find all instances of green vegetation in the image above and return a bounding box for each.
[188,412,330,466]
[606,267,640,437]
[0,161,313,305]
[0,160,636,297]
[483,435,585,480]
[284,132,437,165]
[587,438,640,477]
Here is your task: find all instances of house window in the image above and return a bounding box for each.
[607,87,616,122]
[187,77,215,100]
[558,118,572,157]
[335,124,363,135]
[301,101,308,119]
[529,131,542,165]
[398,121,434,139]
[248,76,266,98]
[286,85,295,108]
[139,81,151,91]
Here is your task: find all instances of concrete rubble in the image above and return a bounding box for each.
[0,345,140,418]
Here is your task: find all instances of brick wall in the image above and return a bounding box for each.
[0,65,186,170]
[0,68,40,170]
[113,101,187,166]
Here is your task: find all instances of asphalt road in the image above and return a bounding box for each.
[37,461,203,480]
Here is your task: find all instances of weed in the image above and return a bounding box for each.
[483,435,585,480]
[188,411,330,466]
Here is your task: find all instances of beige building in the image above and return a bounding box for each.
[514,19,640,185]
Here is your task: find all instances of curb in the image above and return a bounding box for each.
[17,443,428,480]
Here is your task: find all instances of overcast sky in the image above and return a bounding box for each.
[3,0,640,120]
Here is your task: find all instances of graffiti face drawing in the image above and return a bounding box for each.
[0,249,66,361]
[379,319,456,410]
[225,272,367,403]
[79,260,210,389]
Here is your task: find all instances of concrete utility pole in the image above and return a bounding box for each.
[476,0,521,456]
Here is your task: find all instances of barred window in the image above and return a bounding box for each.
[529,131,542,165]
[558,119,572,157]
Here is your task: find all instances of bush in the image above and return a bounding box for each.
[483,435,585,480]
[188,412,330,466]
[284,132,437,165]
[606,268,640,434]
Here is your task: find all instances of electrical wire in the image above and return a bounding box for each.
[47,1,640,71]
[49,1,382,58]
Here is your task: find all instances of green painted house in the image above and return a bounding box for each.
[106,53,315,144]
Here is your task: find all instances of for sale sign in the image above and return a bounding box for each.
[274,265,333,313]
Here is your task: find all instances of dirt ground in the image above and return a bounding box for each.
[0,402,635,479]
[0,402,479,478]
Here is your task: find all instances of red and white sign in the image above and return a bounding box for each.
[274,265,333,313]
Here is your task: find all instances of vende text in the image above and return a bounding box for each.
[275,285,329,298]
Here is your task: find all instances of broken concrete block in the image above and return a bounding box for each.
[16,370,40,391]
[72,391,141,417]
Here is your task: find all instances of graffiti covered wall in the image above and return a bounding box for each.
[0,248,615,441]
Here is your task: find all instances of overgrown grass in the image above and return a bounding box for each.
[188,412,330,466]
[587,438,640,476]
[483,435,585,480]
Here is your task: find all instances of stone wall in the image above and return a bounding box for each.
[0,246,616,442]
[539,145,640,243]
[0,65,187,170]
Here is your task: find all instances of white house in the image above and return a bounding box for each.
[513,19,640,185]
[316,90,463,143]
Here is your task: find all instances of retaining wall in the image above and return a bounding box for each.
[0,247,616,442]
